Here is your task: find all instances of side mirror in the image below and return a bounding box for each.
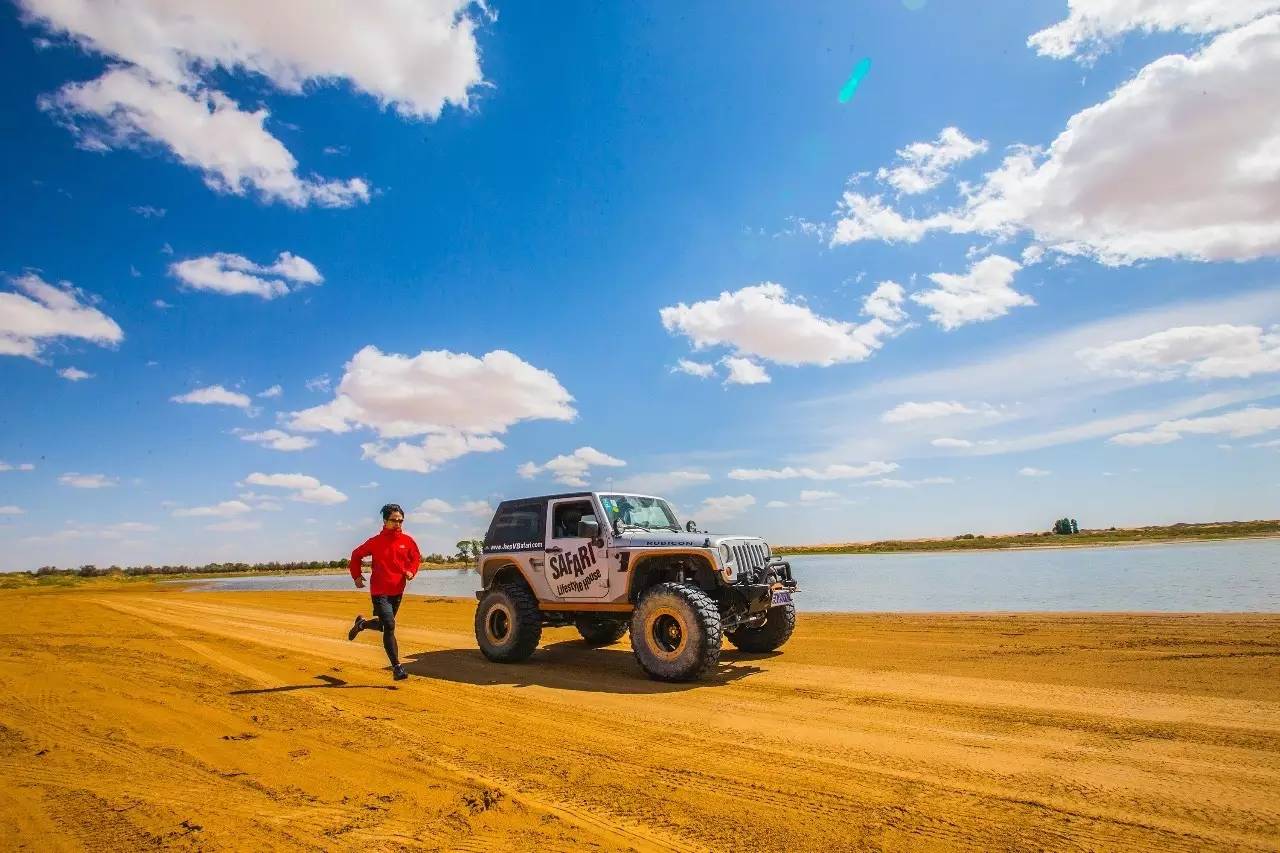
[578,518,600,539]
[686,520,698,533]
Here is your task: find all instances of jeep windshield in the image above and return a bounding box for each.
[599,495,679,531]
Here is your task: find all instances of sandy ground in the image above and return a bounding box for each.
[0,585,1277,852]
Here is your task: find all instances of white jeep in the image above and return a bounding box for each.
[473,491,798,681]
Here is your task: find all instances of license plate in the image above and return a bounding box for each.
[771,590,792,607]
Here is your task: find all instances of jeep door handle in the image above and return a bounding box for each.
[545,546,562,553]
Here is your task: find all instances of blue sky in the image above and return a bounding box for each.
[2,1,1278,570]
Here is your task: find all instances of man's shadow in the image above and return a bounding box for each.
[230,674,399,695]
[399,639,773,695]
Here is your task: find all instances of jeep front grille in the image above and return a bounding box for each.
[729,541,769,584]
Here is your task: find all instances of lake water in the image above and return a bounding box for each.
[182,538,1280,612]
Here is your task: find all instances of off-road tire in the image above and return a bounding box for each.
[726,601,795,652]
[475,581,542,663]
[630,582,722,682]
[575,617,628,647]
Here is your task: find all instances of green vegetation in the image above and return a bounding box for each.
[774,519,1280,557]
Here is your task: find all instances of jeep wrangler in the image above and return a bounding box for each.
[473,491,798,681]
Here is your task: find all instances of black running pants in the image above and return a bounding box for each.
[364,594,403,666]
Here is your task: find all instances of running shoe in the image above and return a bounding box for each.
[347,615,364,641]
[392,664,408,681]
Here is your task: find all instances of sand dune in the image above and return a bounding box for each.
[0,585,1277,851]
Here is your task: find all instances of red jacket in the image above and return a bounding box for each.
[349,529,421,596]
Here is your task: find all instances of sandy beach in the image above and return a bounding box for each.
[1,584,1277,851]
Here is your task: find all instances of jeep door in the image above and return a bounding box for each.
[543,497,609,600]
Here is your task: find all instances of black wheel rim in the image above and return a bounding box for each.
[652,614,683,653]
[487,608,511,642]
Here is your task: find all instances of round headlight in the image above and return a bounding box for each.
[718,543,732,565]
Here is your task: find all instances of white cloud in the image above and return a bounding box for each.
[239,429,316,452]
[728,461,898,480]
[832,17,1280,265]
[876,127,988,195]
[58,366,92,381]
[1109,406,1280,446]
[612,471,712,494]
[0,462,36,472]
[19,0,486,118]
[244,471,348,504]
[361,433,503,474]
[673,359,715,379]
[206,519,262,533]
[1028,0,1280,61]
[518,447,626,487]
[862,281,908,324]
[882,400,991,423]
[40,68,370,207]
[171,385,251,408]
[765,500,789,508]
[407,496,489,524]
[693,494,756,523]
[172,500,252,518]
[257,384,282,398]
[153,299,172,309]
[305,375,331,393]
[930,437,973,448]
[288,345,575,473]
[910,255,1032,330]
[359,481,380,489]
[861,476,956,489]
[1018,467,1052,477]
[0,506,24,515]
[170,251,322,299]
[0,273,123,360]
[459,500,492,516]
[660,282,905,368]
[721,356,771,385]
[799,489,839,502]
[59,472,116,488]
[1078,324,1280,380]
[131,204,165,218]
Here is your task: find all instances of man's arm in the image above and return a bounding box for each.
[406,537,422,580]
[349,538,374,586]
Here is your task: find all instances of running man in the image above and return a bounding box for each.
[347,503,422,680]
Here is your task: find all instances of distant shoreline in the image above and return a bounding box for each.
[774,521,1280,557]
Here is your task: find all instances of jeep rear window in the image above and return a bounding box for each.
[485,504,545,549]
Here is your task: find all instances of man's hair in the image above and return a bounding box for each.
[381,503,404,521]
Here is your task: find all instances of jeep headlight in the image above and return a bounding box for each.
[718,543,732,565]
[763,542,772,559]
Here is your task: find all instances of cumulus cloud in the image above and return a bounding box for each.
[832,17,1280,265]
[0,462,36,472]
[612,471,711,494]
[170,251,322,299]
[1018,467,1052,477]
[1028,0,1280,61]
[660,282,907,369]
[692,494,756,523]
[171,385,252,409]
[257,384,282,398]
[672,359,715,379]
[23,1,489,205]
[876,127,988,195]
[910,256,1032,330]
[1109,406,1280,446]
[720,356,770,385]
[238,429,316,452]
[728,461,898,481]
[799,489,840,502]
[59,472,115,488]
[171,500,252,518]
[518,447,626,488]
[931,437,973,448]
[0,273,123,360]
[288,345,575,473]
[1078,324,1280,380]
[40,68,370,207]
[406,496,488,524]
[882,401,992,423]
[58,366,92,381]
[244,471,348,504]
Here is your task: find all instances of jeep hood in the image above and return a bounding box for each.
[612,530,762,548]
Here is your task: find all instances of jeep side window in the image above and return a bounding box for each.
[550,500,596,540]
[485,503,545,548]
